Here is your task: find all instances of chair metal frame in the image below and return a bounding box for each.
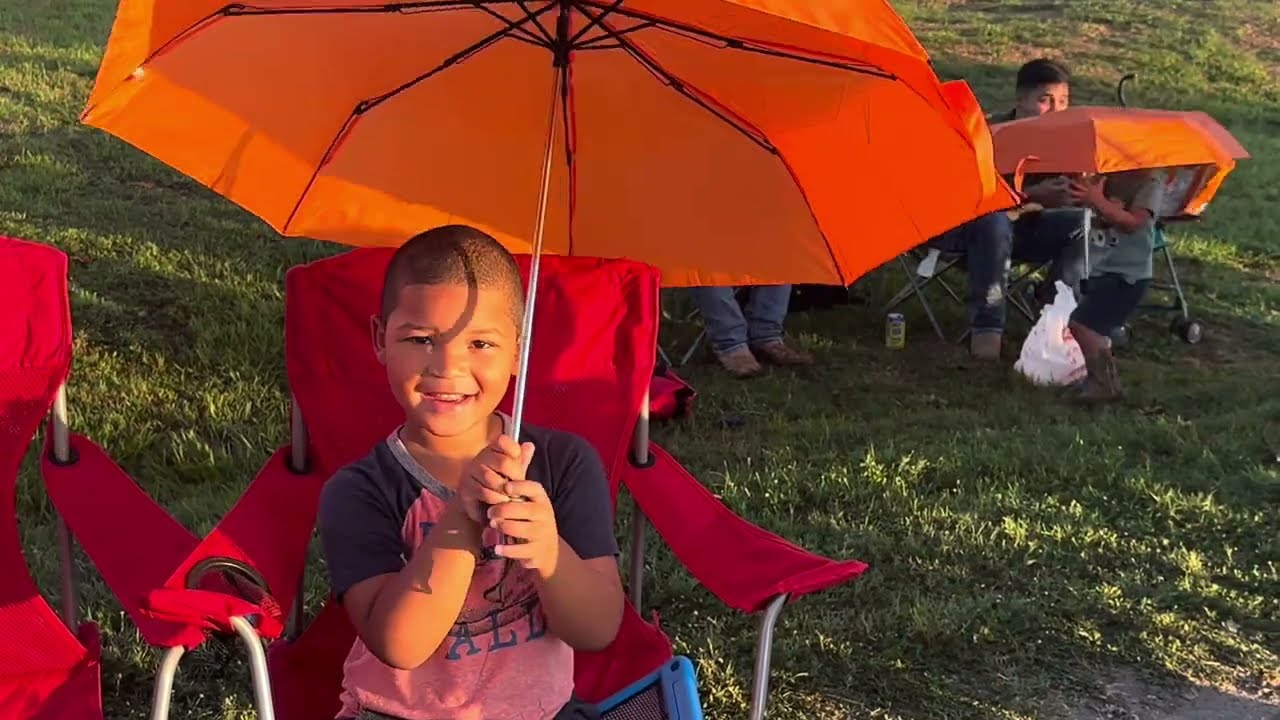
[880,247,1042,344]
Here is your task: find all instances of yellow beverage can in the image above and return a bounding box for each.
[885,313,906,349]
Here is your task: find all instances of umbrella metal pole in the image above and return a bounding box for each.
[509,43,565,442]
[1082,206,1091,280]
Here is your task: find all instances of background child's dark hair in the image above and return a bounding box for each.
[1016,58,1071,91]
[379,224,525,324]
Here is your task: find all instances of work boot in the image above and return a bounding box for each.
[970,332,1002,361]
[715,346,763,378]
[1066,351,1123,403]
[752,339,813,367]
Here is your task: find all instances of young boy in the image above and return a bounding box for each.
[317,225,625,720]
[1065,169,1165,402]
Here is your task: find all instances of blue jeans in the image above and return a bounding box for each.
[928,209,1087,334]
[687,285,792,355]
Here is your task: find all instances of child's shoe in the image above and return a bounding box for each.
[1066,351,1123,403]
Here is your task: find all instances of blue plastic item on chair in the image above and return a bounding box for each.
[596,655,704,720]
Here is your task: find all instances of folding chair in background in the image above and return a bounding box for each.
[0,236,102,720]
[879,243,1043,344]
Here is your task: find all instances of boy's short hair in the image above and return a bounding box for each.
[1015,58,1070,92]
[379,225,525,325]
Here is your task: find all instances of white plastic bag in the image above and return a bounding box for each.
[1014,280,1087,386]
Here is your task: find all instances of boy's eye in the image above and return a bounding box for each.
[406,335,434,345]
[471,339,496,349]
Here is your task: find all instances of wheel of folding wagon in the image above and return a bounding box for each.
[1110,324,1132,349]
[1171,317,1203,344]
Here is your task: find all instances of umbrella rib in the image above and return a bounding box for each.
[568,0,623,45]
[513,0,556,44]
[561,63,577,257]
[575,19,654,48]
[575,0,895,79]
[224,1,521,16]
[363,3,558,112]
[469,3,553,46]
[571,1,776,154]
[279,3,559,236]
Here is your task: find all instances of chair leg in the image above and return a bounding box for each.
[747,594,790,720]
[149,646,186,720]
[677,329,707,367]
[628,405,651,609]
[231,616,278,720]
[628,498,647,609]
[50,386,83,630]
[885,256,947,343]
[149,617,277,720]
[1162,244,1190,319]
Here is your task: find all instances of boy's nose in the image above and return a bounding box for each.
[425,347,468,377]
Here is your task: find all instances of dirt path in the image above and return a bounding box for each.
[1070,669,1280,720]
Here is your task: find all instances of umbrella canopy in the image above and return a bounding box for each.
[82,0,1017,288]
[991,105,1249,216]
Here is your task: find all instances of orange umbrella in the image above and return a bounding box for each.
[82,0,1017,433]
[83,0,1016,290]
[991,106,1249,216]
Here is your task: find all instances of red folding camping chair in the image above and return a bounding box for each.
[38,244,867,719]
[0,236,102,720]
[268,248,869,720]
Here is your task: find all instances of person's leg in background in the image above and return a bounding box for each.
[741,284,813,367]
[928,211,1014,359]
[1012,208,1088,304]
[1066,273,1149,403]
[687,285,761,377]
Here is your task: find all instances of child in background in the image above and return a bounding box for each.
[1065,169,1165,402]
[317,225,624,720]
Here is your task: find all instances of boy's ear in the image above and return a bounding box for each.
[370,315,388,365]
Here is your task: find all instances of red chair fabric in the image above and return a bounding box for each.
[0,236,102,720]
[623,445,869,614]
[649,369,696,422]
[272,249,675,715]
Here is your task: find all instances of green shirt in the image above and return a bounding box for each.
[1087,171,1164,283]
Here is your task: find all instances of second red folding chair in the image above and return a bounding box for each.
[0,236,102,720]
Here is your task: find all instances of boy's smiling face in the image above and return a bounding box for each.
[1015,81,1070,118]
[374,280,518,442]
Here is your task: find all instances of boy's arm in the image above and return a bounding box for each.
[535,540,625,651]
[1074,174,1161,235]
[319,472,482,670]
[533,436,625,651]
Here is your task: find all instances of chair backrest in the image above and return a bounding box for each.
[0,236,100,715]
[0,237,71,468]
[284,249,661,500]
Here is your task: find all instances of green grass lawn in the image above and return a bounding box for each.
[3,1,1277,718]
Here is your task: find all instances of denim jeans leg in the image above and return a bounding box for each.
[687,286,749,355]
[743,284,792,347]
[1013,208,1088,297]
[930,212,1012,334]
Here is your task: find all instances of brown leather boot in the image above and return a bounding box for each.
[1067,351,1123,403]
[715,346,763,378]
[752,339,813,367]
